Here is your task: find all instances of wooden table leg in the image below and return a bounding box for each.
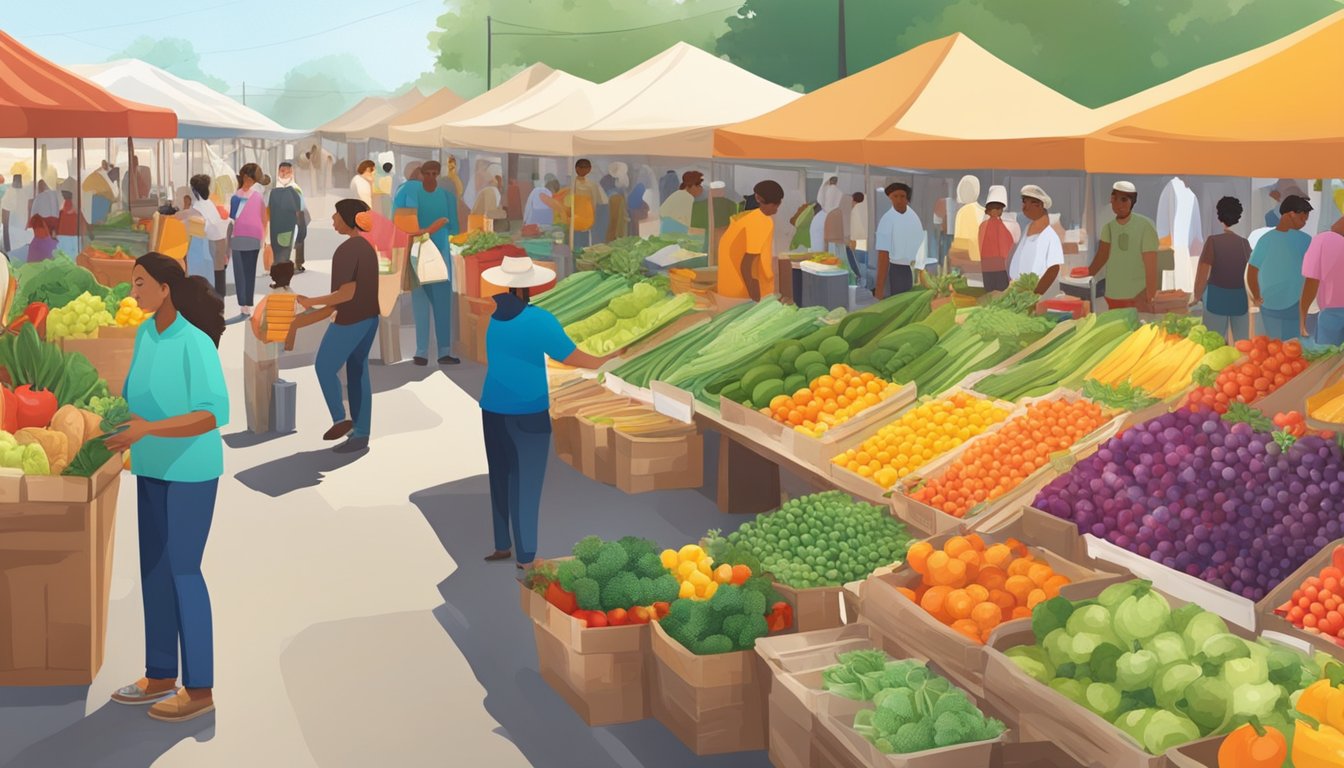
[376,314,402,365]
[716,433,780,514]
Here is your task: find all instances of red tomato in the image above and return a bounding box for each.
[606,608,629,626]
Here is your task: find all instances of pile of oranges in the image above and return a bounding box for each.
[1186,337,1308,414]
[909,398,1112,519]
[766,364,904,437]
[898,534,1072,644]
[834,392,1009,489]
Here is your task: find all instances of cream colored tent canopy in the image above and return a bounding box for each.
[345,88,464,144]
[316,89,423,143]
[438,70,597,154]
[388,64,558,147]
[444,43,800,158]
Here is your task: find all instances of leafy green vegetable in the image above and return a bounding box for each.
[102,282,132,315]
[0,324,109,408]
[63,438,117,477]
[7,255,108,322]
[661,577,780,654]
[1190,364,1217,388]
[1222,402,1274,432]
[1303,342,1342,362]
[1083,379,1160,411]
[87,396,131,431]
[1271,430,1297,451]
[459,231,513,256]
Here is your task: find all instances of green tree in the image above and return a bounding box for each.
[249,54,389,130]
[109,37,229,93]
[716,0,1340,105]
[427,0,733,91]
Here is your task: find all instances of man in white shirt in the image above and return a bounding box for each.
[30,180,61,229]
[847,192,869,288]
[1008,184,1064,296]
[1,175,32,253]
[875,182,927,298]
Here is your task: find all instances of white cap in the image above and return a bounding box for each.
[709,180,726,190]
[1020,184,1052,210]
[986,185,1008,207]
[1113,180,1136,194]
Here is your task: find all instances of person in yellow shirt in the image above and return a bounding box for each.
[718,180,784,300]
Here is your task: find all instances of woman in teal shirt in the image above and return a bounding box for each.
[479,255,610,567]
[106,253,228,723]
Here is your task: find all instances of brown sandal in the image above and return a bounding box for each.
[484,550,512,562]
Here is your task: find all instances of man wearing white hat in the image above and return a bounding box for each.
[1088,181,1159,311]
[1009,184,1064,296]
[979,185,1015,291]
[478,255,612,568]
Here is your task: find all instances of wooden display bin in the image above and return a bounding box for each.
[0,455,125,685]
[649,621,770,755]
[60,327,137,397]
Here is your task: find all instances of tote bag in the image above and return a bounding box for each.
[414,235,450,285]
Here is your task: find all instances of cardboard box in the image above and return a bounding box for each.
[649,620,768,755]
[551,387,629,469]
[1259,353,1344,419]
[860,524,1123,697]
[60,334,135,397]
[1165,735,1220,768]
[0,455,124,685]
[815,695,1001,768]
[891,389,1125,535]
[1256,538,1344,661]
[575,404,659,485]
[530,599,652,726]
[613,424,704,494]
[456,295,494,364]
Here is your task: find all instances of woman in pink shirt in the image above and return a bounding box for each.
[1301,216,1344,345]
[229,163,270,317]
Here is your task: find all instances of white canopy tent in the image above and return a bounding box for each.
[315,90,424,144]
[439,69,597,154]
[388,64,559,148]
[443,43,799,158]
[68,60,303,140]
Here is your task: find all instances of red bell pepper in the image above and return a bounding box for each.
[767,601,794,632]
[5,303,49,336]
[544,581,577,615]
[0,387,15,433]
[13,385,58,429]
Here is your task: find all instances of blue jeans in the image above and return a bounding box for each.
[482,410,551,564]
[316,317,379,438]
[1205,311,1250,343]
[138,476,218,688]
[232,249,259,307]
[1260,304,1301,341]
[1317,308,1344,347]
[412,281,454,359]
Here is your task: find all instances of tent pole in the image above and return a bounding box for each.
[863,163,873,292]
[76,138,84,255]
[32,139,37,190]
[707,158,717,266]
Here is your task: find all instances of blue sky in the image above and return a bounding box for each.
[5,0,445,96]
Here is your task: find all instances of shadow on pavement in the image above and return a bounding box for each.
[222,430,295,450]
[408,454,769,768]
[234,446,367,497]
[1,698,213,768]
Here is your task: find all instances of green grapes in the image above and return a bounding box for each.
[47,292,115,341]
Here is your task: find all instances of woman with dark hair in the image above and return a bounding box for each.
[187,174,231,298]
[229,163,270,317]
[479,255,612,566]
[106,253,227,723]
[1192,196,1253,342]
[300,200,381,452]
[182,175,226,285]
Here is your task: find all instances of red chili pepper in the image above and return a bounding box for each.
[0,387,16,433]
[544,581,577,615]
[13,385,58,430]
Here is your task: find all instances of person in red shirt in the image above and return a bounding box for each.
[56,190,86,255]
[979,185,1016,292]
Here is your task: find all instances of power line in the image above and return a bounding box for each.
[21,3,236,38]
[491,6,740,38]
[195,0,434,55]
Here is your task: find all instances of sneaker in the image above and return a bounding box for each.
[438,355,461,366]
[333,436,369,453]
[413,357,428,366]
[295,266,306,274]
[110,678,178,705]
[323,421,353,441]
[147,689,215,722]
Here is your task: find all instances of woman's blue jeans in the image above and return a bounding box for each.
[412,281,454,359]
[139,477,218,688]
[316,317,379,438]
[482,410,551,564]
[1260,304,1301,341]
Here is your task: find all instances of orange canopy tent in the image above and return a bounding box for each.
[0,30,176,138]
[713,33,1097,171]
[1086,10,1344,177]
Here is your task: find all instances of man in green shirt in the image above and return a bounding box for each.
[1088,181,1160,311]
[691,180,738,251]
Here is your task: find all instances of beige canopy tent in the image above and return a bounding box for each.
[315,89,424,143]
[388,64,557,147]
[438,69,597,154]
[444,43,799,158]
[714,33,1098,170]
[344,88,464,144]
[1085,10,1344,177]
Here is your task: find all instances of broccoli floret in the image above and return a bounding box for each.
[600,572,642,611]
[669,601,713,646]
[709,584,745,615]
[876,688,917,723]
[667,597,696,622]
[933,711,975,748]
[742,589,767,619]
[741,575,781,603]
[872,707,903,735]
[879,660,924,691]
[695,634,734,655]
[586,542,630,581]
[572,577,601,611]
[721,614,748,641]
[735,613,769,650]
[645,574,679,604]
[619,536,657,563]
[924,676,951,696]
[634,552,667,580]
[891,719,935,754]
[930,689,976,719]
[873,737,895,754]
[556,560,587,592]
[973,716,1005,742]
[573,536,604,564]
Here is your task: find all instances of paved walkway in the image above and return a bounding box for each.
[0,203,770,768]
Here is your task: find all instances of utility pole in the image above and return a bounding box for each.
[837,0,848,79]
[242,81,247,106]
[487,16,493,90]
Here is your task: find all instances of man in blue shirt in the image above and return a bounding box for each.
[1248,194,1313,340]
[394,160,459,365]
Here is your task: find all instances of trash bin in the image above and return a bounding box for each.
[800,270,848,310]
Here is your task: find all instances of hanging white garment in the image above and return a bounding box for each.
[1157,177,1203,292]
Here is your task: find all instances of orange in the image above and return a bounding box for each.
[1027,563,1054,587]
[1005,575,1035,604]
[920,585,953,621]
[976,566,1007,592]
[983,544,1012,568]
[1042,574,1071,599]
[1006,558,1034,578]
[1011,606,1032,620]
[906,541,933,575]
[926,550,950,575]
[943,536,973,559]
[946,589,974,620]
[1027,588,1048,609]
[897,587,917,602]
[950,619,982,643]
[965,584,989,604]
[971,601,1002,632]
[989,588,1016,615]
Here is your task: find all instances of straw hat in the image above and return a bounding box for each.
[1020,184,1052,210]
[482,255,556,289]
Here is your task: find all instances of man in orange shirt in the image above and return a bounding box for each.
[718,180,784,300]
